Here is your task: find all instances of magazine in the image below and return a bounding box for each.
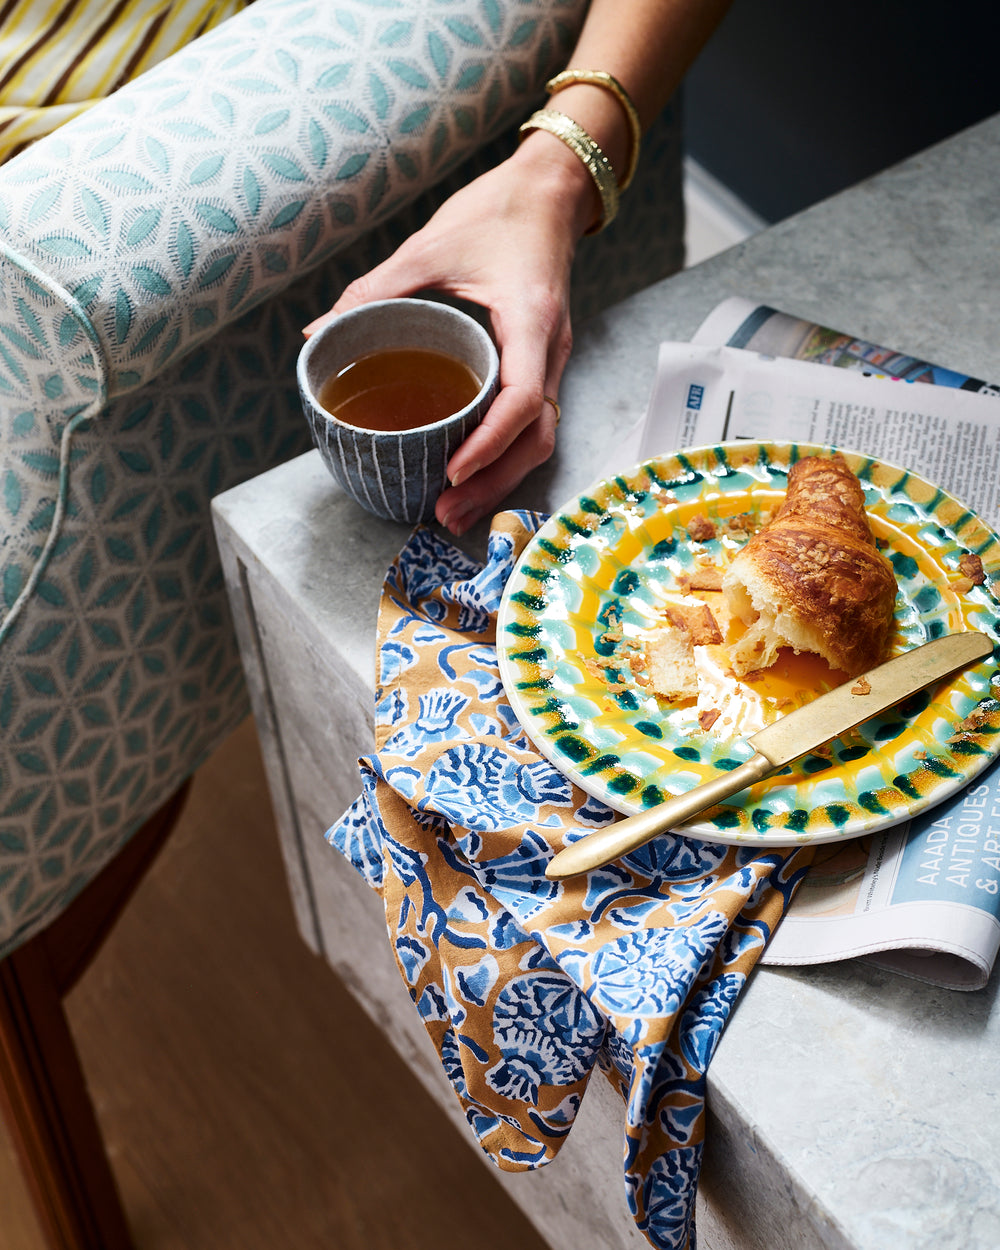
[631,297,1000,990]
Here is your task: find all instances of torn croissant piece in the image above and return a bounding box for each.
[664,602,723,646]
[644,625,699,702]
[722,453,898,677]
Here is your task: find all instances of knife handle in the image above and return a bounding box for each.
[545,752,775,879]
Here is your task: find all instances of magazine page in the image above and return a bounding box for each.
[767,773,1000,990]
[637,326,1000,989]
[692,295,1000,396]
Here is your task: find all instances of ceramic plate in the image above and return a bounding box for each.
[497,441,1000,846]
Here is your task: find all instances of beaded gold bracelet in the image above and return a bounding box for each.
[545,69,642,191]
[518,108,619,234]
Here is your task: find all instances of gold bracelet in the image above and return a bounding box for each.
[546,69,641,190]
[518,108,619,234]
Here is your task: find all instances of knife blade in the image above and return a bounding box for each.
[545,630,995,879]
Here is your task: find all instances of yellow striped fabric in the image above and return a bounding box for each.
[0,0,250,163]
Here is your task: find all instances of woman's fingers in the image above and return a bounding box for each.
[436,391,563,534]
[446,290,571,486]
[300,152,580,523]
[446,383,551,493]
[437,330,569,536]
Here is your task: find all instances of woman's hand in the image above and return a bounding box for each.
[304,133,598,535]
[303,0,732,535]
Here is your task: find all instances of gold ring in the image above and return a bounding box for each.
[543,394,561,425]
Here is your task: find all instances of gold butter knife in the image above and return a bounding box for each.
[545,630,995,879]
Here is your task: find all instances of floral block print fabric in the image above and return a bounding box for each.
[329,512,814,1250]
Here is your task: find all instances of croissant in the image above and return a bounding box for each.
[722,453,898,677]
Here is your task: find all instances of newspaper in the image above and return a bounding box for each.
[632,296,1000,990]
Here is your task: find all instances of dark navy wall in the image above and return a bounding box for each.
[685,0,1000,222]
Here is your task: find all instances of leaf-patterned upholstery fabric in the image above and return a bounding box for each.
[0,0,684,955]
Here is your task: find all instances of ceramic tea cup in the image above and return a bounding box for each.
[297,298,499,524]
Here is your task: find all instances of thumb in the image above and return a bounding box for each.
[303,239,439,337]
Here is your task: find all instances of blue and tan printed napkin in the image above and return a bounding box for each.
[328,511,813,1250]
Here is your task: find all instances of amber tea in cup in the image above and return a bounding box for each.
[317,347,483,432]
[297,298,499,524]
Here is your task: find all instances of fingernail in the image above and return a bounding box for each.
[303,312,336,336]
[442,503,475,535]
[449,461,479,488]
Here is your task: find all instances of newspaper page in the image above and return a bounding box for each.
[635,303,1000,989]
[637,343,1000,528]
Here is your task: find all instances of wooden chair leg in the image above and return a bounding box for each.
[0,943,133,1250]
[0,781,191,1250]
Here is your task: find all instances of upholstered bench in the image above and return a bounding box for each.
[0,2,685,1244]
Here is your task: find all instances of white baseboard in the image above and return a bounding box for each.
[683,157,767,267]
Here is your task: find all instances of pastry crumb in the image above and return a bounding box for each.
[723,512,757,535]
[698,707,722,731]
[951,706,992,737]
[664,602,723,646]
[583,656,630,692]
[959,553,986,585]
[687,513,716,542]
[686,566,724,591]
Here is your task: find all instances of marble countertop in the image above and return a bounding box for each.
[215,112,1000,1248]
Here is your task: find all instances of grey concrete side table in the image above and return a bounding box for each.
[214,113,1000,1250]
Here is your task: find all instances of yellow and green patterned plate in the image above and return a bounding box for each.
[497,441,1000,846]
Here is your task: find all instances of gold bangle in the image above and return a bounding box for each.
[545,69,641,191]
[518,108,619,234]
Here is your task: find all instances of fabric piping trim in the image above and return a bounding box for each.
[0,244,107,649]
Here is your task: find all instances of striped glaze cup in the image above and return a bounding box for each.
[297,298,499,525]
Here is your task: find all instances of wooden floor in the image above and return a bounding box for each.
[0,716,549,1250]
